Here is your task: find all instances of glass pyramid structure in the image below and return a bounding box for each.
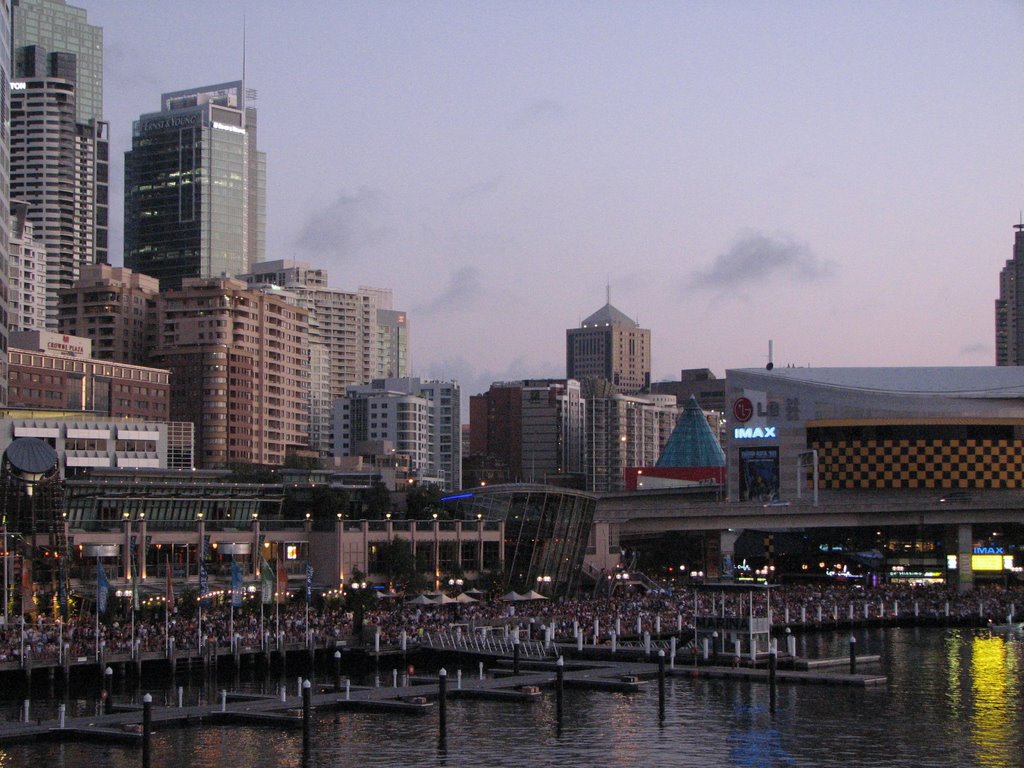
[656,396,725,468]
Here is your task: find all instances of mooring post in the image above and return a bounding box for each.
[220,689,227,712]
[58,703,65,729]
[142,693,152,768]
[513,635,521,676]
[104,666,114,714]
[302,679,311,751]
[21,700,28,724]
[658,650,665,721]
[479,661,484,680]
[334,650,342,692]
[556,655,564,724]
[768,639,777,713]
[438,668,448,741]
[345,679,351,701]
[178,686,184,708]
[849,635,857,675]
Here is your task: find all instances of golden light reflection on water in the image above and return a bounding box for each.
[968,635,1020,767]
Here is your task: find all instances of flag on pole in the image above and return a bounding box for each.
[199,563,209,606]
[260,557,275,604]
[276,557,287,605]
[131,560,139,611]
[165,557,175,613]
[20,556,33,617]
[305,563,313,604]
[231,560,243,608]
[96,559,109,614]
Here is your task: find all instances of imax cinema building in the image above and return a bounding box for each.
[724,367,1024,586]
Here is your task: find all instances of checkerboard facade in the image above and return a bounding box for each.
[811,437,1024,490]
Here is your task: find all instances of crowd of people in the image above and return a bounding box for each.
[1,581,1022,665]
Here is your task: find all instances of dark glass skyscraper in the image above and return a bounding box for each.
[995,224,1024,366]
[124,82,266,290]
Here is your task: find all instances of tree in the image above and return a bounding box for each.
[377,538,421,593]
[405,484,444,520]
[363,481,393,519]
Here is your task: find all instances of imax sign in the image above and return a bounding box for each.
[734,426,777,439]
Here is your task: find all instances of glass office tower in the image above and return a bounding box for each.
[124,81,266,290]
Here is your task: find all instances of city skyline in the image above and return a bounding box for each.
[83,0,1023,400]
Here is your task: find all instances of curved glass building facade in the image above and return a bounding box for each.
[441,483,597,599]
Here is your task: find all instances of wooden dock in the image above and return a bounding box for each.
[0,650,887,748]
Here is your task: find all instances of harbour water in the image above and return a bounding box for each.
[1,626,1022,767]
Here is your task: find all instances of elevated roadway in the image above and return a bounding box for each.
[595,488,1024,536]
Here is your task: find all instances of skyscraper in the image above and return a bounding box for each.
[567,298,651,394]
[996,223,1024,366]
[11,0,108,323]
[124,81,265,290]
[0,1,12,405]
[13,0,102,124]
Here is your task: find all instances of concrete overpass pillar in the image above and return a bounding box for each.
[720,529,742,580]
[956,523,974,593]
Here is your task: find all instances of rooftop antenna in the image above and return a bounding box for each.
[606,278,611,306]
[766,340,774,371]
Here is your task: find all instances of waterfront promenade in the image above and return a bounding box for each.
[0,582,1018,679]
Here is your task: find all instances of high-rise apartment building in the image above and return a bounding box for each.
[57,264,159,364]
[151,277,309,469]
[469,379,585,483]
[12,0,109,307]
[239,260,409,455]
[0,2,12,406]
[124,81,265,290]
[376,309,410,379]
[996,223,1024,366]
[585,393,679,492]
[334,377,461,490]
[567,299,651,394]
[9,201,47,332]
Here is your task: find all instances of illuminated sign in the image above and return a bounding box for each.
[212,121,245,134]
[286,545,298,561]
[10,82,25,91]
[734,426,777,439]
[141,114,198,132]
[971,554,1004,572]
[973,546,1004,555]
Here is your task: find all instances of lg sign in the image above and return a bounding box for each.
[732,397,753,423]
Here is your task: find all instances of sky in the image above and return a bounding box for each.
[83,0,1024,406]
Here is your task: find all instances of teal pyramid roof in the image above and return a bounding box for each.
[656,396,726,468]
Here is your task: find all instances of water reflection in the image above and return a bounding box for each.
[2,629,1024,767]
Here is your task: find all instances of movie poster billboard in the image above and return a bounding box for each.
[739,447,780,502]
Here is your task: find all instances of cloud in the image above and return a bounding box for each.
[448,176,505,205]
[293,187,390,258]
[957,342,990,361]
[688,231,835,290]
[414,265,483,316]
[508,98,566,130]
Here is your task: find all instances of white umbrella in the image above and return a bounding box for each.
[455,592,478,603]
[520,590,549,601]
[406,594,436,605]
[499,591,524,602]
